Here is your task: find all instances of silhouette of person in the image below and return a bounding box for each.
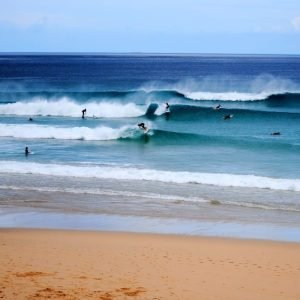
[165,102,170,113]
[25,147,30,156]
[138,123,146,130]
[82,108,87,119]
[223,114,233,120]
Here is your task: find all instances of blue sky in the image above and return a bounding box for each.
[0,0,299,54]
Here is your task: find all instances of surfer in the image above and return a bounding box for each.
[28,117,33,121]
[165,102,170,113]
[223,114,233,120]
[271,132,281,136]
[138,122,148,132]
[214,104,222,110]
[82,108,87,119]
[25,146,30,156]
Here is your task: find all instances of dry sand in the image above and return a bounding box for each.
[0,229,300,300]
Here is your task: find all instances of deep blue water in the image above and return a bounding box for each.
[0,55,300,210]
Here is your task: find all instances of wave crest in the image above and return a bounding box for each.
[184,91,272,101]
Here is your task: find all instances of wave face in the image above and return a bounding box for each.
[0,124,141,141]
[1,161,300,192]
[154,105,300,130]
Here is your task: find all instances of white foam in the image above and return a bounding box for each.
[184,91,272,101]
[0,124,139,140]
[142,74,299,102]
[1,161,300,192]
[154,104,168,115]
[0,98,145,118]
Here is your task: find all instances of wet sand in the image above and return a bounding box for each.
[1,229,300,299]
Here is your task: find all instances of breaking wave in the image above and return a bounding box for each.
[185,91,271,101]
[0,124,141,141]
[0,98,145,118]
[1,161,300,192]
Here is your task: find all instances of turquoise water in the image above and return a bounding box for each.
[0,54,300,236]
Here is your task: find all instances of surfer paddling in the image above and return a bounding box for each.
[214,104,222,110]
[223,114,233,120]
[271,131,281,136]
[82,108,87,119]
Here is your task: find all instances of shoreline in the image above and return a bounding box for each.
[1,208,300,243]
[1,228,300,299]
[1,173,300,243]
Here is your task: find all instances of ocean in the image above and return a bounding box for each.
[0,54,299,241]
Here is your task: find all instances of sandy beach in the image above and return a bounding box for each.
[1,229,300,299]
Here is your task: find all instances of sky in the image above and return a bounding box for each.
[0,0,300,54]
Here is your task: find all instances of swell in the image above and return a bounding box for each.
[1,124,299,152]
[0,90,299,112]
[139,129,300,152]
[159,104,300,121]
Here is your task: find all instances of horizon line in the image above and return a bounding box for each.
[0,51,300,57]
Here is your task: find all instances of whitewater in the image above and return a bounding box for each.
[1,161,300,192]
[0,98,145,118]
[0,124,140,140]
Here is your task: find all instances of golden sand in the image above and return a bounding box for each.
[1,229,300,299]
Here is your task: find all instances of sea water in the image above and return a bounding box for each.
[0,54,299,240]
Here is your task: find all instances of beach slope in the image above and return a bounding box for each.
[1,229,300,299]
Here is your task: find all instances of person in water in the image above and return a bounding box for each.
[29,117,33,121]
[25,147,30,156]
[82,108,87,119]
[214,104,222,110]
[138,122,148,131]
[223,114,233,120]
[271,132,281,136]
